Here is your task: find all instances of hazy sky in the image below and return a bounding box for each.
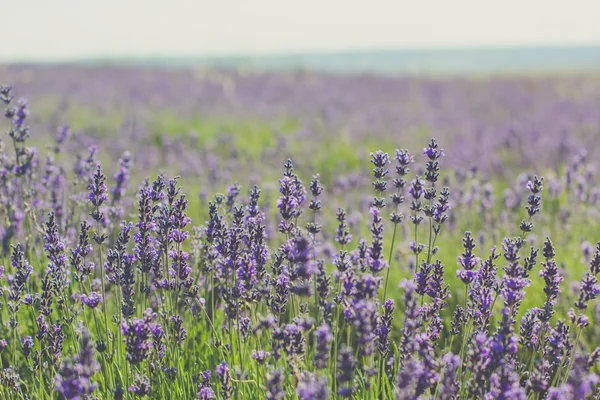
[3,0,600,60]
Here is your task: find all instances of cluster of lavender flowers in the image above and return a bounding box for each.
[1,83,600,400]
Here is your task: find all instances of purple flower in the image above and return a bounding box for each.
[335,208,352,246]
[277,159,305,234]
[485,362,526,400]
[121,309,161,365]
[197,370,215,399]
[0,84,13,104]
[409,177,425,200]
[134,186,160,276]
[88,164,108,208]
[216,361,232,399]
[456,231,481,285]
[437,353,461,400]
[377,299,395,356]
[129,374,151,397]
[54,328,99,400]
[370,150,390,207]
[366,207,388,274]
[283,323,306,359]
[286,235,317,279]
[539,237,563,322]
[111,151,133,205]
[337,345,356,397]
[266,369,285,400]
[80,292,103,309]
[7,243,33,326]
[21,336,33,359]
[313,324,333,369]
[251,349,270,364]
[297,372,329,400]
[423,138,444,161]
[272,273,290,314]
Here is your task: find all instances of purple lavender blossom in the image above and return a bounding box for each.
[54,329,100,400]
[297,372,329,400]
[366,207,388,274]
[336,345,356,397]
[313,324,333,369]
[129,374,151,397]
[80,292,103,309]
[88,164,108,209]
[370,150,390,208]
[335,208,352,246]
[251,349,270,364]
[377,299,395,357]
[121,309,161,364]
[111,151,133,206]
[216,361,232,399]
[277,159,305,234]
[266,369,285,400]
[7,243,33,326]
[437,353,461,400]
[539,237,563,322]
[456,231,481,285]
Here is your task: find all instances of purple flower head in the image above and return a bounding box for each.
[197,387,215,400]
[272,273,290,314]
[423,138,445,161]
[370,150,390,202]
[216,361,232,399]
[80,292,103,309]
[377,299,395,356]
[366,207,388,274]
[7,243,33,326]
[54,328,100,400]
[121,309,161,365]
[395,148,414,175]
[438,353,461,399]
[575,273,600,310]
[456,231,481,285]
[297,372,329,400]
[283,323,306,359]
[313,324,333,369]
[335,208,352,246]
[286,235,317,279]
[0,84,13,104]
[266,369,285,400]
[111,151,133,205]
[370,150,390,174]
[409,177,425,200]
[55,125,71,146]
[21,336,33,359]
[88,164,108,207]
[128,374,151,397]
[486,362,526,400]
[277,159,305,233]
[337,345,356,397]
[251,349,270,364]
[197,369,215,399]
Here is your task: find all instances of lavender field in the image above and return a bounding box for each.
[1,66,600,399]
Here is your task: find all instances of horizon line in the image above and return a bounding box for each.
[2,41,600,63]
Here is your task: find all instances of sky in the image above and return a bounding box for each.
[3,0,600,61]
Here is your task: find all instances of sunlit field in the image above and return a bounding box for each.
[1,66,600,399]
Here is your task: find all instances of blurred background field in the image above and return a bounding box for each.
[2,63,600,315]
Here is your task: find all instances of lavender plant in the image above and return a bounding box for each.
[0,81,599,400]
